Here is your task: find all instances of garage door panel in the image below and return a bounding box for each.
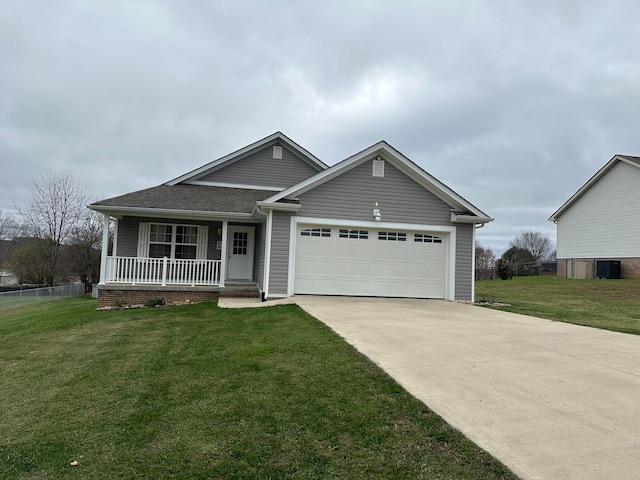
[294,225,448,299]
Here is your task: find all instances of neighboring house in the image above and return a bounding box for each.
[0,269,19,286]
[89,132,492,307]
[549,154,640,279]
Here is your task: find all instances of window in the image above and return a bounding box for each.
[148,223,201,259]
[414,233,442,244]
[339,229,368,239]
[233,231,248,255]
[378,231,407,241]
[300,228,331,237]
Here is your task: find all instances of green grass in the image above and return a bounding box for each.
[0,297,516,480]
[476,276,640,334]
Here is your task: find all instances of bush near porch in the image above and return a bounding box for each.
[476,276,640,335]
[0,297,516,479]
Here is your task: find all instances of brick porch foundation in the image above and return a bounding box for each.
[97,285,260,308]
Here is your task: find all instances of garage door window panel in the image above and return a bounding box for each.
[339,229,369,239]
[301,228,331,237]
[415,233,442,244]
[378,231,407,241]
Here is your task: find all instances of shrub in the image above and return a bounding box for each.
[144,298,165,308]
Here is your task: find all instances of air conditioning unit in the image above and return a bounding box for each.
[596,260,621,279]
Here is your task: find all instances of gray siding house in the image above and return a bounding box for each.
[90,132,492,307]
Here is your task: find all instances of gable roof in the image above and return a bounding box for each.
[166,131,327,186]
[262,140,493,223]
[89,184,278,219]
[549,154,640,222]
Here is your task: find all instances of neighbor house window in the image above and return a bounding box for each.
[138,222,208,260]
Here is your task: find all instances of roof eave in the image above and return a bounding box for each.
[548,154,640,221]
[88,205,256,221]
[255,201,302,212]
[451,212,494,224]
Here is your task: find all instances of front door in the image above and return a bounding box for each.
[226,226,255,281]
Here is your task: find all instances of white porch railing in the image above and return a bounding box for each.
[105,256,221,286]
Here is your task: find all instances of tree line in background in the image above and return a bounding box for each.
[476,229,555,280]
[0,171,106,292]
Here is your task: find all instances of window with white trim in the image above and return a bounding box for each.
[300,228,331,237]
[414,233,443,244]
[138,222,208,260]
[378,231,407,241]
[339,229,368,239]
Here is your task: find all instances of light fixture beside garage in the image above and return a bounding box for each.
[373,202,382,222]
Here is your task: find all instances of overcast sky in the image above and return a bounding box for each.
[3,0,640,254]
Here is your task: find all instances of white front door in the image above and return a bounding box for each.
[226,226,255,281]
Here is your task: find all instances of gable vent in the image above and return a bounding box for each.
[273,145,283,159]
[372,158,385,177]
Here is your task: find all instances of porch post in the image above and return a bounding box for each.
[219,220,228,287]
[98,213,110,284]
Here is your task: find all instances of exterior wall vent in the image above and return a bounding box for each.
[273,145,283,159]
[372,158,385,177]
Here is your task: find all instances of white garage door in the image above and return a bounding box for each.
[294,225,447,298]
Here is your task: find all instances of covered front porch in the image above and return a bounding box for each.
[95,212,264,306]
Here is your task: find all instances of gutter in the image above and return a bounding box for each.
[88,205,257,222]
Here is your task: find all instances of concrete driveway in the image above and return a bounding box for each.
[287,296,640,480]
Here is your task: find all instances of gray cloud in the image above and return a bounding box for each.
[3,0,640,255]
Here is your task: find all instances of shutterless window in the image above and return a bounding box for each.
[149,223,198,259]
[378,231,407,241]
[300,228,331,237]
[339,229,368,239]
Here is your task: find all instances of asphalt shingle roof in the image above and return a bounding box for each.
[91,184,279,213]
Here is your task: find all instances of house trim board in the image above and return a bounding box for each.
[185,180,285,191]
[89,205,259,222]
[286,216,456,301]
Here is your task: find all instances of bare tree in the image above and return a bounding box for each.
[509,229,552,262]
[0,210,16,240]
[0,210,17,267]
[61,208,105,292]
[475,243,496,280]
[14,171,90,286]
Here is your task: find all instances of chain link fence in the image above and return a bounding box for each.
[0,284,85,311]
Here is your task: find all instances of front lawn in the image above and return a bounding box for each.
[0,297,516,479]
[476,276,640,334]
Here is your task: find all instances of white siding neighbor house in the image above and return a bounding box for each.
[89,132,492,307]
[549,155,640,279]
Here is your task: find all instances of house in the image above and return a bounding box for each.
[0,269,19,286]
[549,154,640,279]
[89,132,493,307]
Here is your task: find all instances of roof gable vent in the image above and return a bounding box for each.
[273,145,283,159]
[372,158,385,177]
